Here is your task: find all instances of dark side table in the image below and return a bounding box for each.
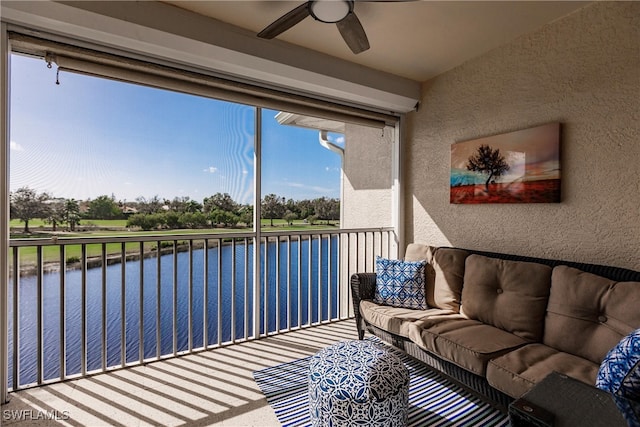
[508,372,631,427]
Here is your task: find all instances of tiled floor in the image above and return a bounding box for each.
[2,319,358,426]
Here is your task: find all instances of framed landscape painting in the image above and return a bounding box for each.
[450,123,561,204]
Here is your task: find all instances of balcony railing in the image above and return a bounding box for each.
[7,227,395,392]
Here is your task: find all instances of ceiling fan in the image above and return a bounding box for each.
[257,0,371,54]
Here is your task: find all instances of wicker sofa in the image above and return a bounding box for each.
[350,244,640,409]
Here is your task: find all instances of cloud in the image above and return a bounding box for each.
[242,169,249,174]
[327,135,345,145]
[287,182,334,194]
[204,166,218,173]
[10,141,24,151]
[325,166,340,172]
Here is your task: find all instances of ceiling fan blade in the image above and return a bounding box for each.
[336,12,370,54]
[257,2,311,39]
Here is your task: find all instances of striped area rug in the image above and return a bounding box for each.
[253,337,509,426]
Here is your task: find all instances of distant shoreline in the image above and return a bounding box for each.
[10,234,326,278]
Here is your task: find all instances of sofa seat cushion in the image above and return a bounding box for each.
[360,300,454,338]
[408,318,528,376]
[487,343,599,398]
[460,254,552,342]
[544,265,640,365]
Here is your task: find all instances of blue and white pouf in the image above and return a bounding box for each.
[309,340,409,426]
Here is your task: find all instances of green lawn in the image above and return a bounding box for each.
[11,218,336,230]
[10,218,128,229]
[10,218,48,228]
[12,242,152,265]
[82,219,129,227]
[260,218,338,228]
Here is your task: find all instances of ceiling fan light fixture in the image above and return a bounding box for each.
[309,0,353,24]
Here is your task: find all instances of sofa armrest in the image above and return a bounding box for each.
[350,272,377,340]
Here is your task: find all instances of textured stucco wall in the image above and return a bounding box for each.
[342,124,393,229]
[404,1,640,270]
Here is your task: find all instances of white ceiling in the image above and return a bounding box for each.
[165,1,588,82]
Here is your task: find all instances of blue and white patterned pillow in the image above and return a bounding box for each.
[597,328,640,425]
[374,257,427,310]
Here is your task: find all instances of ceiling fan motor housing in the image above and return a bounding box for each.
[309,0,354,23]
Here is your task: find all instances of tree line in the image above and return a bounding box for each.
[9,187,340,233]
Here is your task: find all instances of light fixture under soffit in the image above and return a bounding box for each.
[309,0,353,23]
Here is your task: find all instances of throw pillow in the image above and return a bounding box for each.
[597,328,640,425]
[374,257,427,310]
[597,328,640,400]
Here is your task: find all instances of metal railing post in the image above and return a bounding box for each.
[101,243,107,371]
[216,239,222,345]
[231,238,237,342]
[203,239,209,348]
[156,241,162,358]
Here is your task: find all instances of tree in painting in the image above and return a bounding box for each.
[466,144,510,192]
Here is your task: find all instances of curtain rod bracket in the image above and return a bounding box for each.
[45,52,55,68]
[44,52,61,85]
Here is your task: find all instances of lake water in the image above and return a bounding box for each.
[8,237,339,387]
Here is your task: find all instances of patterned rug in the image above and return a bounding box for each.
[253,336,509,426]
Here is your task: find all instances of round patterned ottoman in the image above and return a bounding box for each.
[308,340,409,426]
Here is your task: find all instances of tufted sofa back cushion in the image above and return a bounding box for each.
[461,254,552,341]
[404,244,469,313]
[544,266,640,364]
[404,243,433,263]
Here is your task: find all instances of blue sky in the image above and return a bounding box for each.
[9,54,343,205]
